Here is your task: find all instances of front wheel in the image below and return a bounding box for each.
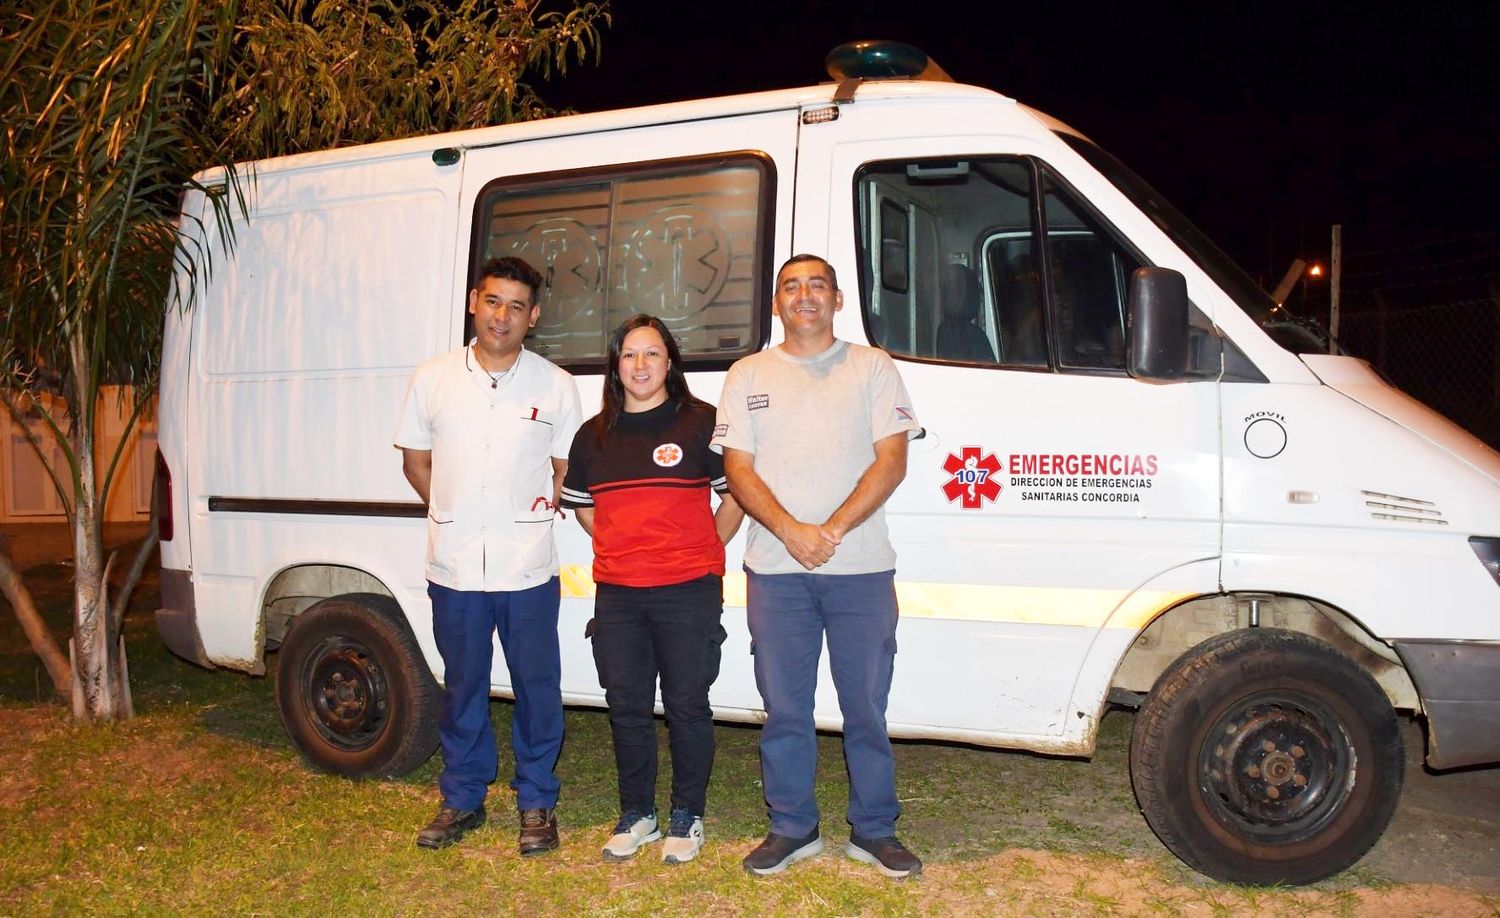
[276,593,440,778]
[1130,628,1403,885]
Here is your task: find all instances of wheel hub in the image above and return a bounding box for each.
[1199,694,1352,840]
[304,638,389,749]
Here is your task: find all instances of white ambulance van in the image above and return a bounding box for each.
[155,42,1500,884]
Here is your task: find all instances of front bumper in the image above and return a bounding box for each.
[155,567,214,670]
[1394,640,1500,769]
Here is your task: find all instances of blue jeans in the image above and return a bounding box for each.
[591,573,726,817]
[745,568,900,838]
[428,578,562,812]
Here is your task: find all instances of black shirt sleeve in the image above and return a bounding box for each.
[560,417,596,509]
[697,402,729,494]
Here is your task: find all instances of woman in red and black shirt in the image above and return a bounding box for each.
[561,314,744,865]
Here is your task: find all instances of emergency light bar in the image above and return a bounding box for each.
[825,40,953,83]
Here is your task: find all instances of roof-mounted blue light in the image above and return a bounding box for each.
[825,40,952,82]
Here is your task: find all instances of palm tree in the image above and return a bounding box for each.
[0,0,244,719]
[1,0,608,722]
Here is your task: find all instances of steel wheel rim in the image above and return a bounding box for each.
[301,636,390,751]
[1197,690,1356,843]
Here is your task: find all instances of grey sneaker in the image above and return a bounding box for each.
[742,827,823,875]
[661,809,704,865]
[846,834,922,879]
[602,811,660,862]
[416,803,486,849]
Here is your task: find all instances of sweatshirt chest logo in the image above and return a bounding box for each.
[747,394,769,411]
[653,443,684,467]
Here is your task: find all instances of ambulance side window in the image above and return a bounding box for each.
[470,154,772,369]
[982,235,1049,367]
[855,157,1140,374]
[1040,173,1139,371]
[858,159,1029,365]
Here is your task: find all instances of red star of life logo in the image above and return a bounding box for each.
[942,446,1002,509]
[653,443,683,467]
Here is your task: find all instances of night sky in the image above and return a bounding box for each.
[546,1,1500,309]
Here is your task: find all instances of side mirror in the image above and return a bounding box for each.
[1128,267,1190,382]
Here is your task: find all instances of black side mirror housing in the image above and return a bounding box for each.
[1128,267,1190,382]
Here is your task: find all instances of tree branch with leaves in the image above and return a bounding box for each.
[0,0,608,721]
[1,0,245,718]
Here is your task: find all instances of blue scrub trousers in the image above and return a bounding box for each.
[745,568,901,839]
[428,578,563,812]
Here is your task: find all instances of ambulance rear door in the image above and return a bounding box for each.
[456,107,799,708]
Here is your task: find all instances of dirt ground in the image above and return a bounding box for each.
[911,850,1499,917]
[1363,721,1500,893]
[1,520,150,573]
[904,705,1500,899]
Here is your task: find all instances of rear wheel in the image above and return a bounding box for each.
[1130,628,1403,885]
[276,593,440,778]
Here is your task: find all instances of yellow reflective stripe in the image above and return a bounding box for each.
[725,571,747,608]
[558,565,749,606]
[560,564,1190,630]
[559,564,596,601]
[896,582,1193,629]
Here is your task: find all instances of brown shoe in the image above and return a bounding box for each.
[416,803,486,850]
[519,807,559,856]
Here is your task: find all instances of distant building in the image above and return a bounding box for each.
[1,386,154,523]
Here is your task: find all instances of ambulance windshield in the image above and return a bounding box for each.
[1057,132,1331,355]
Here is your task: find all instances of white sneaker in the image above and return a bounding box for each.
[662,810,704,865]
[602,812,660,862]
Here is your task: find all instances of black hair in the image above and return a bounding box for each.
[476,256,544,302]
[778,253,839,291]
[598,314,705,443]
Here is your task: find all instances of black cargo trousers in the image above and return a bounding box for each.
[590,572,727,818]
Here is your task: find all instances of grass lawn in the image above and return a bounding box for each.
[1,548,1496,915]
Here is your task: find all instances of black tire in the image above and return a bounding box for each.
[275,593,440,779]
[1130,628,1403,885]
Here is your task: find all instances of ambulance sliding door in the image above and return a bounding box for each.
[457,111,798,707]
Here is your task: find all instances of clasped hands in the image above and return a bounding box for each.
[781,519,843,570]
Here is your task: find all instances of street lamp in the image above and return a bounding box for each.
[1299,259,1326,322]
